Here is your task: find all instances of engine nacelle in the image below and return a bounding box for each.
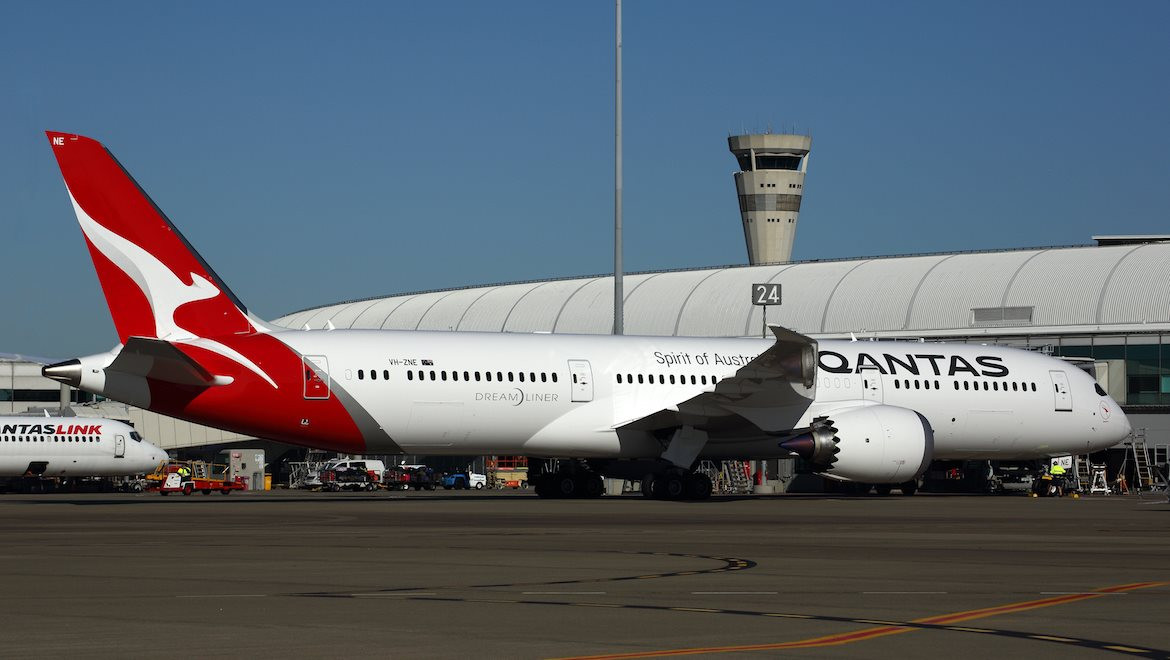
[782,405,933,484]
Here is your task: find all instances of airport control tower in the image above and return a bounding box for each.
[728,133,811,264]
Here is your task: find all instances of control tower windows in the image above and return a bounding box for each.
[755,155,802,170]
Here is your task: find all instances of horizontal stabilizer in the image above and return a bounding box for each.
[107,338,234,387]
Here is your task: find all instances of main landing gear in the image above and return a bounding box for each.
[532,466,604,499]
[641,472,713,501]
[529,460,715,501]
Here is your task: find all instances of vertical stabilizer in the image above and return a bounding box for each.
[45,131,263,342]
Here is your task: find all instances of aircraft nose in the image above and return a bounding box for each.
[1105,404,1132,448]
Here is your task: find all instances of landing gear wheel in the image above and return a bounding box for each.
[641,477,654,497]
[555,474,577,498]
[685,474,713,500]
[875,484,893,496]
[582,475,604,498]
[663,474,686,500]
[899,480,918,496]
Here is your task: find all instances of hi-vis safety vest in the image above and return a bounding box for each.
[1050,464,1066,475]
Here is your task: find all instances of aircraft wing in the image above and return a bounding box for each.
[616,325,818,434]
[106,337,233,387]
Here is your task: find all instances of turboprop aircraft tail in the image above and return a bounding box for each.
[44,131,267,342]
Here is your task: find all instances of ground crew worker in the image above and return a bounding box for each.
[1049,462,1067,496]
[177,464,191,483]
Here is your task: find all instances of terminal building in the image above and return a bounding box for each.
[5,133,1167,483]
[273,237,1170,467]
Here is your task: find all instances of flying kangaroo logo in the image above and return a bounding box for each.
[67,191,278,389]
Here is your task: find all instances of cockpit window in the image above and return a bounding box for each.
[130,432,143,442]
[1094,384,1107,397]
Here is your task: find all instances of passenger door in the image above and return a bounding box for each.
[114,434,126,458]
[303,356,330,400]
[1049,370,1072,412]
[568,360,594,403]
[859,366,884,403]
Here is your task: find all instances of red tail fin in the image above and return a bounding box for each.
[46,131,260,342]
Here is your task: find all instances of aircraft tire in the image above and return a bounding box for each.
[555,474,577,498]
[899,480,918,496]
[685,474,713,500]
[649,476,666,499]
[875,484,894,496]
[663,474,686,500]
[581,475,604,498]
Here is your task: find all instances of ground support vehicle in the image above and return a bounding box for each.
[386,465,437,491]
[320,465,377,491]
[487,456,528,490]
[152,462,246,496]
[316,459,386,491]
[442,471,486,490]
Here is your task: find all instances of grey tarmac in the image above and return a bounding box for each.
[0,489,1167,659]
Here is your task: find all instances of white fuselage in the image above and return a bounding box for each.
[0,417,167,477]
[276,330,1129,460]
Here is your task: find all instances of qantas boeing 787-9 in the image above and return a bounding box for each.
[39,132,1129,499]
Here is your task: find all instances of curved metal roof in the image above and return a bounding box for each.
[275,243,1170,338]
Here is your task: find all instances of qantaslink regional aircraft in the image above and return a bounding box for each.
[39,131,1129,500]
[0,416,167,478]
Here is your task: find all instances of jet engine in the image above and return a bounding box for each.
[780,405,933,484]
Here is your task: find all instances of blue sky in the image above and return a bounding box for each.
[2,1,1167,359]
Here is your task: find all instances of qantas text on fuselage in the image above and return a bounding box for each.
[656,349,1010,378]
